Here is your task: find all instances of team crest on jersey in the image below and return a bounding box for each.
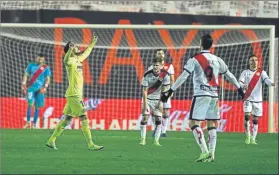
[163,66,168,70]
[256,72,260,76]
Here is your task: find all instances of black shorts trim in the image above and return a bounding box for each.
[251,114,262,117]
[205,118,220,121]
[244,100,262,103]
[190,119,205,121]
[189,97,196,120]
[147,98,160,101]
[194,95,218,98]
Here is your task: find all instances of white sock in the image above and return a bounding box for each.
[140,124,146,139]
[245,120,251,136]
[192,126,208,154]
[154,124,162,142]
[162,117,169,134]
[252,124,258,140]
[208,128,217,157]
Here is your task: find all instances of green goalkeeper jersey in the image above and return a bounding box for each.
[63,43,95,98]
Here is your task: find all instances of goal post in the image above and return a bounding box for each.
[0,23,277,133]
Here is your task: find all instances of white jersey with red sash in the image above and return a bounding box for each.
[141,69,170,100]
[239,69,269,102]
[184,50,228,97]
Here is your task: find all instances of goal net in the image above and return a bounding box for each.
[0,24,277,133]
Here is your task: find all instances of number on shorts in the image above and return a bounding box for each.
[28,92,33,99]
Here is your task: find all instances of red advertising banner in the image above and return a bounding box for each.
[0,98,277,133]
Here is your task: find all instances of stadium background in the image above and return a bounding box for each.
[1,1,278,132]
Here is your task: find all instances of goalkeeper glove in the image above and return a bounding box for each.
[161,88,174,103]
[237,88,245,99]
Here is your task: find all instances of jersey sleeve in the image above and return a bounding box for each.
[147,65,153,71]
[25,64,32,75]
[183,58,196,74]
[168,64,175,75]
[218,57,228,74]
[45,66,51,77]
[261,70,269,81]
[239,70,246,84]
[141,76,148,87]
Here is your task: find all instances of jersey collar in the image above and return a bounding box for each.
[200,50,211,53]
[249,68,257,72]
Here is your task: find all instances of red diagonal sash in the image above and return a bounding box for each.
[28,64,47,87]
[162,63,171,72]
[243,69,262,101]
[147,70,168,95]
[194,54,218,86]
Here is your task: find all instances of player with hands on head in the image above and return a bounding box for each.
[161,34,245,162]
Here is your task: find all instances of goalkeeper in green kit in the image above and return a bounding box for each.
[46,36,104,151]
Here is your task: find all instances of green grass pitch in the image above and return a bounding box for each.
[1,129,278,174]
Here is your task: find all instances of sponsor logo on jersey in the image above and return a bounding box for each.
[77,65,82,71]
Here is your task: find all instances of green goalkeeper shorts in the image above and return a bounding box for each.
[63,97,86,117]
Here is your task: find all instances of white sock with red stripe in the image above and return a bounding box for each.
[191,125,208,154]
[208,127,217,157]
[162,117,169,134]
[252,119,258,140]
[154,121,162,142]
[140,121,147,139]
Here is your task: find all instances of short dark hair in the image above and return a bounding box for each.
[156,49,164,53]
[248,55,257,60]
[64,41,71,53]
[152,56,163,64]
[38,53,44,57]
[201,34,213,50]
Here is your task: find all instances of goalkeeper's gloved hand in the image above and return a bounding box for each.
[161,88,174,103]
[237,88,245,99]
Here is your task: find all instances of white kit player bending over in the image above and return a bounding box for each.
[161,34,245,162]
[140,56,170,146]
[148,49,175,137]
[239,55,275,145]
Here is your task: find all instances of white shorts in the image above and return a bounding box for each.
[142,99,162,117]
[163,98,171,109]
[243,101,262,117]
[189,96,220,121]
